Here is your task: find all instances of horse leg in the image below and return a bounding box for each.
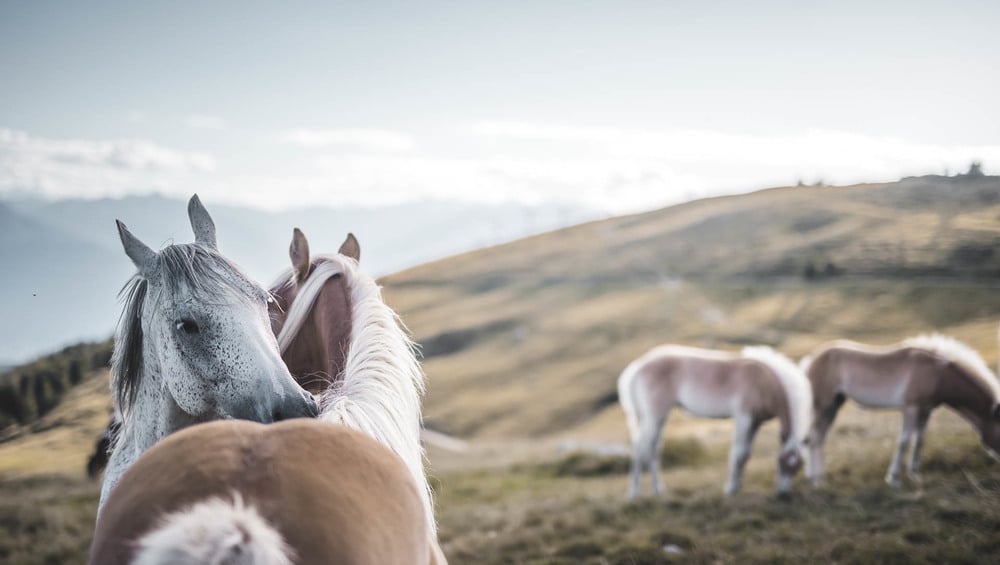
[628,413,666,498]
[724,415,760,496]
[886,406,918,488]
[647,411,669,497]
[906,407,932,485]
[807,393,845,487]
[629,421,658,498]
[628,431,644,498]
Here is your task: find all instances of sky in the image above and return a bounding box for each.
[1,0,998,214]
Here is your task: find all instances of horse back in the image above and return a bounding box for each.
[809,344,942,408]
[91,420,429,565]
[634,349,770,418]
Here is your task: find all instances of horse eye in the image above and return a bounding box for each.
[175,319,200,334]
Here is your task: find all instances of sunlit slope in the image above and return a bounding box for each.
[382,175,1000,438]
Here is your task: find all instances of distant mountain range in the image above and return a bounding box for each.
[0,195,598,365]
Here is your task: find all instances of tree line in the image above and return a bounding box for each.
[0,340,113,428]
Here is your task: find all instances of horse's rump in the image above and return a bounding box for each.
[91,420,429,565]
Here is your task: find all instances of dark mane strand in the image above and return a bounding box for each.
[112,276,147,413]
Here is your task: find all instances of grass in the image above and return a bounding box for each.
[0,475,99,565]
[4,392,999,563]
[431,409,1000,564]
[2,176,1000,562]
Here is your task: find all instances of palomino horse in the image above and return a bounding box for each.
[802,334,1000,488]
[99,196,317,510]
[618,345,812,496]
[90,419,430,564]
[268,228,444,560]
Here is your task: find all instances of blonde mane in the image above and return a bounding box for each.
[902,334,1000,401]
[741,346,813,449]
[271,260,344,354]
[270,254,433,534]
[133,494,293,565]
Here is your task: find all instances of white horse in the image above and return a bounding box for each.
[100,196,317,510]
[619,345,812,496]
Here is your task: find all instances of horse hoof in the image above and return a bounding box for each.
[885,475,902,489]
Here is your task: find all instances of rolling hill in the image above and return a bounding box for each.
[3,174,1000,563]
[378,174,1000,438]
[3,174,1000,442]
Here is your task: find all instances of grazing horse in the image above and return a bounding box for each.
[99,196,317,510]
[89,419,430,564]
[268,228,444,560]
[618,345,812,496]
[802,334,1000,488]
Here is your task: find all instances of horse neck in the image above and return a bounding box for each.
[774,392,794,448]
[940,365,993,434]
[318,273,432,530]
[99,342,199,513]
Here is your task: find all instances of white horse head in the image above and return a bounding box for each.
[99,195,317,511]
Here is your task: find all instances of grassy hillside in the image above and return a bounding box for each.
[382,175,1000,438]
[2,175,1000,563]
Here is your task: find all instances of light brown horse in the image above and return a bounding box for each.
[268,229,445,562]
[803,334,1000,488]
[618,345,812,496]
[89,419,430,564]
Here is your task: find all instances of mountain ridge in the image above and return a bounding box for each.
[0,195,597,364]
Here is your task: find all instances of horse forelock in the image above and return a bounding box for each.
[158,243,269,305]
[903,334,1000,402]
[271,258,349,354]
[741,346,813,449]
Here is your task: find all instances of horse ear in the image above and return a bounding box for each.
[116,220,157,274]
[338,233,360,262]
[187,194,218,250]
[290,228,311,281]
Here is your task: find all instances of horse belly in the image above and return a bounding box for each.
[843,376,907,408]
[676,382,734,418]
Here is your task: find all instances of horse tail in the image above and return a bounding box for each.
[132,494,294,565]
[742,346,813,451]
[617,361,643,444]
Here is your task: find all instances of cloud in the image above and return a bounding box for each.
[468,120,1000,193]
[277,128,415,153]
[0,129,216,199]
[4,122,999,216]
[182,114,226,130]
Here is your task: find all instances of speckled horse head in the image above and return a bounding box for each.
[98,195,318,512]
